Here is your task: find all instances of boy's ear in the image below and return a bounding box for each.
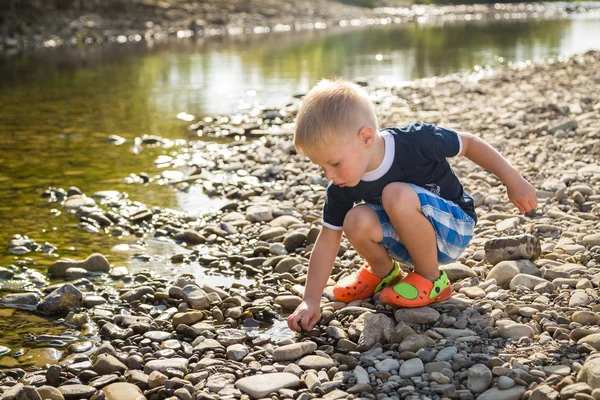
[358,126,375,148]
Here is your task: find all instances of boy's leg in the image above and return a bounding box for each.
[332,205,401,302]
[380,182,439,281]
[378,182,475,307]
[342,205,393,279]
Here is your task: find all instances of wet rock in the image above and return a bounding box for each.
[48,253,110,278]
[147,371,167,389]
[182,285,210,310]
[93,354,128,375]
[120,286,154,303]
[172,311,204,326]
[0,267,14,280]
[174,229,205,245]
[100,323,133,340]
[144,358,188,375]
[37,284,82,316]
[235,372,300,398]
[0,293,40,310]
[37,386,65,400]
[484,234,541,265]
[57,384,96,400]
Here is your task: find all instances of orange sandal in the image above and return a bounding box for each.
[379,270,452,308]
[333,261,401,302]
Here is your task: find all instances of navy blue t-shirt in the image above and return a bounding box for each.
[322,122,477,229]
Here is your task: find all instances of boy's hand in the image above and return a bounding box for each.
[287,299,321,332]
[506,177,538,214]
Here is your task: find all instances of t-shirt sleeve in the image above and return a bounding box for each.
[417,123,462,160]
[322,183,354,230]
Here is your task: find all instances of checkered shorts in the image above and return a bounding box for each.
[366,184,475,265]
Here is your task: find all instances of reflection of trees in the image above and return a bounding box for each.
[231,18,571,81]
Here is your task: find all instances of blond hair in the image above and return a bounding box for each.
[294,78,378,156]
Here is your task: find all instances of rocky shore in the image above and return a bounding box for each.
[0,0,595,52]
[1,50,600,400]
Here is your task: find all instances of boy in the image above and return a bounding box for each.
[287,79,537,332]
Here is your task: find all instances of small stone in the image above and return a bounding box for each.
[49,253,110,278]
[37,386,64,400]
[274,295,302,310]
[435,347,457,361]
[37,284,83,316]
[298,355,334,370]
[477,386,526,400]
[148,371,168,389]
[144,358,188,375]
[577,356,600,387]
[93,354,128,375]
[226,344,249,361]
[399,358,424,378]
[496,376,515,389]
[58,384,96,399]
[509,274,547,290]
[529,384,559,400]
[497,323,534,340]
[235,372,300,398]
[394,307,440,325]
[484,234,540,265]
[101,382,144,400]
[376,359,400,372]
[467,364,493,393]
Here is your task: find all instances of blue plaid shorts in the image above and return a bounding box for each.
[366,184,475,265]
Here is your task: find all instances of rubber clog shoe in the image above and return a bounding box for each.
[379,270,452,308]
[333,260,401,302]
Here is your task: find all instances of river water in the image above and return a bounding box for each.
[0,9,600,276]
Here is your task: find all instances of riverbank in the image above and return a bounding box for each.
[1,0,597,52]
[1,50,599,399]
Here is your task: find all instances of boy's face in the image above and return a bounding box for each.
[307,130,372,188]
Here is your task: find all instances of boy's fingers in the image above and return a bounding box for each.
[308,314,320,330]
[513,200,525,213]
[300,315,312,331]
[287,313,301,332]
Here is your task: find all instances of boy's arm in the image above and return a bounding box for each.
[303,226,344,302]
[287,226,343,332]
[458,132,538,213]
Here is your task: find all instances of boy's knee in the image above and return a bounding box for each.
[343,206,379,238]
[382,183,419,214]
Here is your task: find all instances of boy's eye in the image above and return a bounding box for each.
[332,162,340,167]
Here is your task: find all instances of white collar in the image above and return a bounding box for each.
[361,131,394,182]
